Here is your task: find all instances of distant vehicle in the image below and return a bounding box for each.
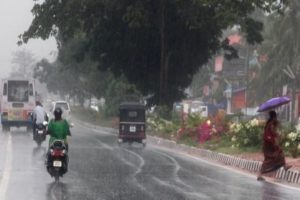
[189,101,208,117]
[33,121,48,146]
[118,102,146,146]
[0,78,36,132]
[90,102,99,112]
[49,101,71,120]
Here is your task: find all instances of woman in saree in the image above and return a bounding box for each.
[257,110,292,181]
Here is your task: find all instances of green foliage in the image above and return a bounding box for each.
[255,0,300,101]
[229,119,264,148]
[104,76,142,117]
[190,66,210,98]
[21,0,285,107]
[171,111,181,125]
[177,134,199,147]
[147,115,179,139]
[185,113,206,129]
[154,105,172,120]
[33,31,142,117]
[71,106,112,127]
[280,124,300,158]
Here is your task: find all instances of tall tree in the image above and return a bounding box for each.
[257,0,300,121]
[10,49,36,78]
[20,0,285,107]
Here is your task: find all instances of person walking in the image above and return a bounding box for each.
[257,110,292,181]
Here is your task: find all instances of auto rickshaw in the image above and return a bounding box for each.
[118,102,146,146]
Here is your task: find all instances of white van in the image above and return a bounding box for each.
[49,101,71,120]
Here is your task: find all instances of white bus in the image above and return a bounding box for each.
[0,79,36,132]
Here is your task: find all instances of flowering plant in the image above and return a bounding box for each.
[229,118,263,148]
[283,130,300,158]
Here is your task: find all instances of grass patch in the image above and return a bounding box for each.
[201,135,261,155]
[177,135,199,147]
[71,106,115,127]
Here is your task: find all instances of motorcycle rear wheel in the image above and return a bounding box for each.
[54,175,59,182]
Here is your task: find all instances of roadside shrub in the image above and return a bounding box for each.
[176,113,207,141]
[281,124,300,158]
[171,111,182,125]
[147,115,179,139]
[185,113,206,128]
[154,105,172,120]
[229,119,264,148]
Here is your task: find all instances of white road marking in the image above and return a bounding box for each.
[123,148,145,176]
[77,123,112,136]
[0,133,12,200]
[154,151,194,190]
[96,139,114,151]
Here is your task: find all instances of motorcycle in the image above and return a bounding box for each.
[47,140,68,182]
[33,121,48,146]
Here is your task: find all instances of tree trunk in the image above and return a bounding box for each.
[291,1,299,124]
[159,0,166,106]
[164,52,171,104]
[292,78,296,124]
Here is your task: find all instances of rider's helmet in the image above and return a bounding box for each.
[53,107,63,119]
[36,101,42,106]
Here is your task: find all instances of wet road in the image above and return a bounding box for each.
[0,124,299,200]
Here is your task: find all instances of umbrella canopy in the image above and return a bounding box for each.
[257,96,291,112]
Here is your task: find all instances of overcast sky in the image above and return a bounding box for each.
[0,0,57,78]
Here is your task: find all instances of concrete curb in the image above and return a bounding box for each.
[74,119,300,185]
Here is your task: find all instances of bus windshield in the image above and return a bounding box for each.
[7,80,30,102]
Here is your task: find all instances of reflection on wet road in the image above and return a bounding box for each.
[0,125,299,200]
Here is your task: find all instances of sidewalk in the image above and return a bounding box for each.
[235,152,300,171]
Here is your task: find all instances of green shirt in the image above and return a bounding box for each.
[48,119,70,146]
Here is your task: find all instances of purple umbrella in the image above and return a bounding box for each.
[257,96,291,112]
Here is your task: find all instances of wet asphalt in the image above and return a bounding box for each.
[0,123,299,200]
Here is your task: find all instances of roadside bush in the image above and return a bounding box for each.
[171,111,182,125]
[281,123,300,158]
[185,113,206,128]
[176,113,207,141]
[71,106,114,127]
[229,119,264,148]
[147,115,179,139]
[154,105,172,120]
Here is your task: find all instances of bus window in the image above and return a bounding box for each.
[3,83,7,95]
[29,83,33,96]
[8,81,29,102]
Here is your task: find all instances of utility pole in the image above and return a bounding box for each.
[159,0,166,106]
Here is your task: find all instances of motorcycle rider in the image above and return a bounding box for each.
[32,101,48,137]
[46,107,71,173]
